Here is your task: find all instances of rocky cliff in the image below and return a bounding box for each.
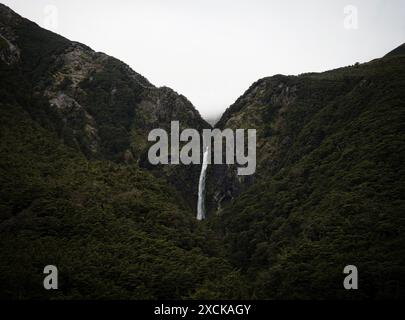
[0,4,235,299]
[0,4,209,208]
[208,43,405,298]
[1,3,404,299]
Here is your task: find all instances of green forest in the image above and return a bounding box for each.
[0,3,404,299]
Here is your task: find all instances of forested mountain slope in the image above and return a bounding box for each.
[208,43,405,299]
[1,3,404,299]
[0,4,237,299]
[0,4,209,208]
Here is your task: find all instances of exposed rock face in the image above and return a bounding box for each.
[0,4,242,300]
[1,3,405,300]
[0,3,209,209]
[0,4,22,64]
[209,49,405,216]
[205,45,405,298]
[0,34,20,65]
[207,75,301,213]
[48,92,101,154]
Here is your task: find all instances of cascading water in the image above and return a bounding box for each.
[197,146,209,220]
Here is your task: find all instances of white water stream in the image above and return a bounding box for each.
[197,147,209,220]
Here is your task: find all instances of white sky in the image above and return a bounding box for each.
[2,0,405,120]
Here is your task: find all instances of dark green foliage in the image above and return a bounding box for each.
[211,51,405,299]
[0,102,240,299]
[78,58,142,160]
[0,36,8,49]
[0,4,236,299]
[1,3,404,300]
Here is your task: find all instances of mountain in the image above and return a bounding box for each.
[0,4,239,299]
[207,43,405,298]
[0,3,404,299]
[0,4,210,208]
[385,42,405,57]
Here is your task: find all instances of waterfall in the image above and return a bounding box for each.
[197,146,209,220]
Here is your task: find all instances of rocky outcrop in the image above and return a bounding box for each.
[208,45,405,214]
[0,3,209,210]
[0,34,20,65]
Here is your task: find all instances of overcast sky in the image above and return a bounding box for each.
[2,0,405,120]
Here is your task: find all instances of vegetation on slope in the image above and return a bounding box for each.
[0,100,245,299]
[1,3,404,300]
[210,50,405,299]
[0,4,237,299]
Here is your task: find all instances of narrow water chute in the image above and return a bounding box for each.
[197,146,209,220]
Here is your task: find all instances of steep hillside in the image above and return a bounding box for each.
[208,45,405,298]
[1,3,404,300]
[0,99,248,299]
[0,4,240,299]
[0,4,209,208]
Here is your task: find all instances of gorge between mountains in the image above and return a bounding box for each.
[0,3,404,299]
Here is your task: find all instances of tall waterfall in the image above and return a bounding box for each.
[197,146,209,220]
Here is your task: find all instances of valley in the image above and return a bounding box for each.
[0,3,404,299]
